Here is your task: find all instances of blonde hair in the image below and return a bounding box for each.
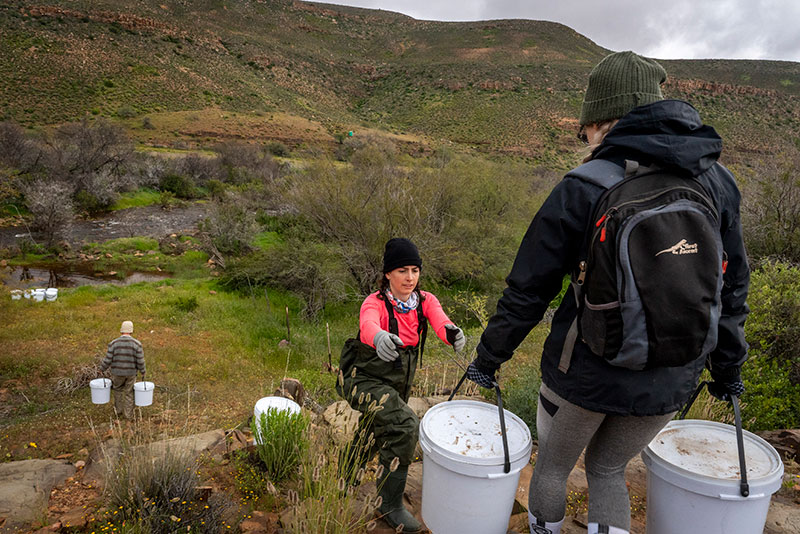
[581,119,619,163]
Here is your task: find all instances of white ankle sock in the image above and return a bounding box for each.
[587,522,629,534]
[528,512,564,534]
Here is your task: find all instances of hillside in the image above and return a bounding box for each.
[1,0,799,163]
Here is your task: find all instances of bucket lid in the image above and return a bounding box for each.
[420,400,531,466]
[254,396,301,417]
[645,420,783,483]
[134,381,155,391]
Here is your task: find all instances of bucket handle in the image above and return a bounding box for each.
[680,381,749,498]
[448,370,511,474]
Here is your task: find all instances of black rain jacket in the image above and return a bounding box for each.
[476,100,750,416]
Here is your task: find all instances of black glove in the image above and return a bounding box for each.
[466,359,496,389]
[707,367,745,401]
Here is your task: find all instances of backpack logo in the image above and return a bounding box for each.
[655,238,698,257]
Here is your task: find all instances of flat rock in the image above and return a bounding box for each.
[322,401,360,445]
[764,500,800,534]
[0,460,75,531]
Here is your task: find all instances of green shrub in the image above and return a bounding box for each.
[251,407,310,483]
[266,141,290,157]
[741,260,800,430]
[159,173,196,199]
[116,106,137,119]
[172,296,199,313]
[103,443,235,534]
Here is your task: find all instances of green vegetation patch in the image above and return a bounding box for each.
[111,188,162,211]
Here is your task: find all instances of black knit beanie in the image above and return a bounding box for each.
[382,238,422,273]
[580,51,667,126]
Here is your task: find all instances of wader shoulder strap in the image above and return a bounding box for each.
[381,292,428,368]
[416,297,428,368]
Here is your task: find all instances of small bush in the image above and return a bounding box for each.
[159,173,196,199]
[172,296,199,313]
[141,116,155,129]
[266,140,290,157]
[103,443,235,534]
[116,106,137,119]
[251,407,310,483]
[199,196,257,256]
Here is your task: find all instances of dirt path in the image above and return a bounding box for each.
[0,202,210,249]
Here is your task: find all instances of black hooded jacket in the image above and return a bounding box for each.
[476,100,750,416]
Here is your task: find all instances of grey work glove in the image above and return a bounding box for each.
[444,324,466,353]
[373,330,403,362]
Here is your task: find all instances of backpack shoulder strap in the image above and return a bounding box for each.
[565,158,625,190]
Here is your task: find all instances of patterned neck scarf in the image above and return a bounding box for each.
[385,289,418,314]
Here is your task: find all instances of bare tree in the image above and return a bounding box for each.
[23,180,73,247]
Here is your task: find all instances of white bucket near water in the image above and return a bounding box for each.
[10,290,22,300]
[133,381,155,406]
[89,378,112,404]
[253,396,302,444]
[23,289,32,299]
[32,288,45,302]
[641,419,784,534]
[45,288,58,301]
[419,400,532,534]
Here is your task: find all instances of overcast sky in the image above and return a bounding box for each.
[311,0,800,62]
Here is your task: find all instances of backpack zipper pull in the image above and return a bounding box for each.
[577,261,587,285]
[598,209,615,243]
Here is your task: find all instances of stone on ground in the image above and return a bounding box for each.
[0,459,75,532]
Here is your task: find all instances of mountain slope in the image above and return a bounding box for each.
[1,0,798,162]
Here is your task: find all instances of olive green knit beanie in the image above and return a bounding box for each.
[579,51,667,126]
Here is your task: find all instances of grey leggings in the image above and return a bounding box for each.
[529,383,675,530]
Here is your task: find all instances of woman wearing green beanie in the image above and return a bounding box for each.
[467,51,749,534]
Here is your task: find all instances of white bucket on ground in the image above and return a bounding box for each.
[23,289,32,299]
[33,288,45,302]
[419,400,533,534]
[45,288,58,301]
[133,381,155,406]
[252,396,302,444]
[89,378,112,404]
[10,290,22,300]
[641,419,784,534]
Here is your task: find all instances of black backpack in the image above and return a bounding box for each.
[562,159,725,371]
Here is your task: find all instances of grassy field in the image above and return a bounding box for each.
[0,244,550,461]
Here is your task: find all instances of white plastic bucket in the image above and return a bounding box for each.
[641,419,784,534]
[45,288,58,301]
[10,290,22,300]
[419,400,532,534]
[33,288,45,302]
[89,378,112,404]
[253,396,302,444]
[23,289,32,299]
[133,381,155,406]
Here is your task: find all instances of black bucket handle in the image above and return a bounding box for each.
[448,371,511,474]
[680,381,749,497]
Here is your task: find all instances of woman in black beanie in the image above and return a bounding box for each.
[337,237,466,533]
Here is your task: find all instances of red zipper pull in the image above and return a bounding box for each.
[600,226,607,242]
[596,214,607,227]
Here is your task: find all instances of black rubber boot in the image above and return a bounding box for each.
[377,464,423,533]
